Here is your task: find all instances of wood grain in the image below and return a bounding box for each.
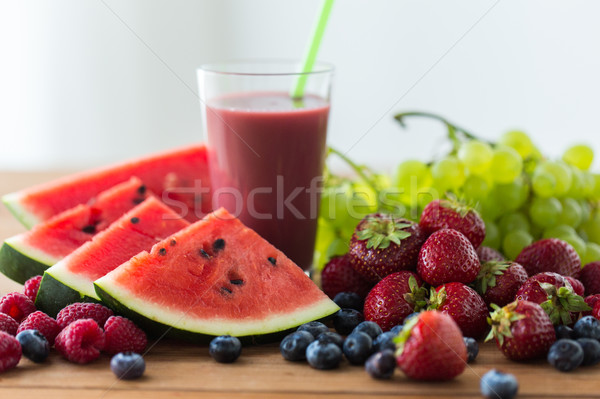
[0,171,598,398]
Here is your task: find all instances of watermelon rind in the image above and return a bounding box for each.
[94,279,340,344]
[0,236,58,284]
[35,273,99,318]
[2,192,40,230]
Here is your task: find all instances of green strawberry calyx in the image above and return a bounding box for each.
[440,193,477,218]
[403,276,429,311]
[539,281,591,326]
[393,313,420,357]
[356,216,412,250]
[475,261,512,294]
[426,286,446,311]
[485,301,526,346]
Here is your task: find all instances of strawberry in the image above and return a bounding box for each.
[395,310,467,381]
[486,300,555,361]
[476,246,505,263]
[583,294,600,318]
[428,283,489,339]
[474,261,528,307]
[565,276,585,296]
[580,261,600,295]
[348,214,426,283]
[363,271,427,332]
[321,254,373,299]
[515,238,581,278]
[419,198,485,249]
[417,229,480,286]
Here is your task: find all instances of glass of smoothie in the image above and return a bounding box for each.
[197,60,333,271]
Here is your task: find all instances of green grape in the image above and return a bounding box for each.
[557,197,583,228]
[563,144,594,171]
[489,146,523,184]
[542,224,577,240]
[457,140,493,174]
[562,234,586,261]
[583,242,600,265]
[394,160,433,208]
[498,130,534,158]
[529,196,562,228]
[580,199,591,223]
[313,219,338,271]
[581,210,600,245]
[430,156,466,192]
[592,174,600,199]
[492,177,529,212]
[499,212,530,235]
[462,174,492,200]
[536,161,572,196]
[479,196,502,222]
[502,230,533,260]
[481,220,501,249]
[532,170,556,198]
[582,172,595,198]
[567,167,585,199]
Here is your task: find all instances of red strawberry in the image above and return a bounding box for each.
[419,198,486,249]
[363,271,427,331]
[475,261,528,307]
[593,302,600,321]
[565,277,585,296]
[476,246,505,263]
[515,238,581,278]
[321,254,373,299]
[417,229,480,286]
[428,283,489,339]
[580,261,600,295]
[583,294,600,318]
[348,214,426,283]
[395,310,467,381]
[486,300,555,361]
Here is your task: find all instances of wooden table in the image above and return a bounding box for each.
[0,171,598,399]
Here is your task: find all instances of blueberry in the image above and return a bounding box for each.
[306,339,343,370]
[110,352,146,380]
[317,331,344,348]
[463,337,479,363]
[16,329,49,363]
[365,349,396,379]
[390,324,404,335]
[343,331,373,365]
[333,309,364,335]
[480,369,518,399]
[547,339,584,372]
[353,321,382,340]
[554,325,575,340]
[403,312,420,323]
[573,316,600,340]
[373,331,396,352]
[577,338,600,366]
[209,335,242,363]
[297,321,329,338]
[333,292,363,311]
[280,331,314,361]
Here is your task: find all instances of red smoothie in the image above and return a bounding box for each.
[205,92,330,270]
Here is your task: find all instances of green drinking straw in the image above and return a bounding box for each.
[290,0,335,100]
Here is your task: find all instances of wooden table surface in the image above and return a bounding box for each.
[0,171,599,399]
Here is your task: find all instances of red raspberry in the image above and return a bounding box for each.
[0,331,21,372]
[23,275,43,302]
[56,303,113,329]
[0,292,36,323]
[17,311,61,346]
[103,316,148,354]
[55,319,105,364]
[0,313,19,336]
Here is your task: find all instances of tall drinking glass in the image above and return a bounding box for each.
[198,61,333,271]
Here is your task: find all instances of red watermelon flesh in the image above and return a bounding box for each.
[3,145,210,228]
[94,208,340,339]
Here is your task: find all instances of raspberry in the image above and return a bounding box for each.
[23,275,43,302]
[55,319,105,364]
[56,303,113,329]
[0,313,19,336]
[103,316,148,354]
[17,311,61,346]
[0,331,21,372]
[0,292,36,323]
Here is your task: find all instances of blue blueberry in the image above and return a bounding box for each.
[547,339,584,372]
[209,335,242,363]
[353,321,382,340]
[403,312,420,323]
[463,337,479,363]
[306,339,343,370]
[373,331,396,353]
[390,324,404,335]
[577,338,600,366]
[16,329,49,363]
[343,331,373,365]
[110,352,146,380]
[573,316,600,340]
[333,309,364,335]
[280,331,314,361]
[297,321,329,338]
[365,349,396,379]
[480,369,518,399]
[333,292,363,311]
[317,331,344,348]
[554,325,575,340]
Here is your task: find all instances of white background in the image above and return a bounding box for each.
[1,0,599,172]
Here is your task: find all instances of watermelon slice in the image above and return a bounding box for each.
[36,197,189,317]
[0,177,150,284]
[94,208,339,342]
[3,144,210,228]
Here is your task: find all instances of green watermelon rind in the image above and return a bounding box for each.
[35,272,100,318]
[0,236,58,284]
[2,192,40,229]
[94,280,340,344]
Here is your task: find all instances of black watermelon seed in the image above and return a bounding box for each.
[199,249,211,259]
[130,217,140,224]
[221,287,233,295]
[82,225,96,234]
[137,185,147,195]
[213,238,225,252]
[170,239,177,246]
[132,197,145,205]
[268,257,276,266]
[158,248,167,256]
[230,279,244,285]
